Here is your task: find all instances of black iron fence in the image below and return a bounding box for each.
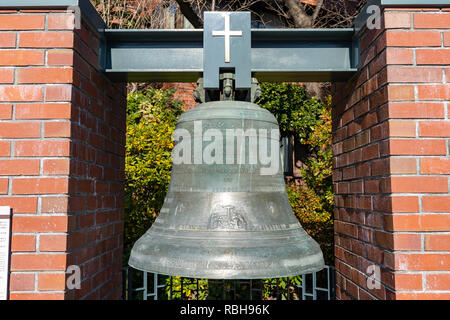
[122,266,335,300]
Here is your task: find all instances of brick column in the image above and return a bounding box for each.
[0,5,126,299]
[333,5,450,299]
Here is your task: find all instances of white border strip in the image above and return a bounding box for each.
[0,206,11,301]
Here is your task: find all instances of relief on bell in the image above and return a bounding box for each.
[208,204,248,231]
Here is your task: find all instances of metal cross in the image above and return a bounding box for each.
[212,14,243,63]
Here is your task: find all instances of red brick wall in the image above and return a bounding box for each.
[333,7,450,300]
[162,82,197,110]
[0,10,126,299]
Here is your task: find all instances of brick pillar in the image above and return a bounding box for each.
[0,6,126,299]
[333,5,450,300]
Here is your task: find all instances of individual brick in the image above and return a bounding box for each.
[43,159,70,175]
[395,254,450,271]
[12,177,69,194]
[422,196,450,213]
[388,103,444,119]
[0,159,40,175]
[48,14,75,30]
[386,66,442,83]
[44,121,71,138]
[0,33,16,47]
[417,85,450,100]
[390,158,417,174]
[14,140,70,157]
[388,85,415,101]
[0,104,12,119]
[0,50,44,66]
[421,158,450,174]
[387,214,450,232]
[0,15,45,30]
[389,139,447,155]
[9,292,65,300]
[0,141,10,156]
[45,85,72,101]
[19,32,74,48]
[0,69,14,84]
[11,235,36,252]
[385,30,442,47]
[18,67,73,84]
[414,12,450,28]
[39,235,68,252]
[0,197,37,213]
[394,273,423,291]
[12,216,68,233]
[419,121,450,137]
[15,103,72,119]
[0,86,43,102]
[47,50,74,66]
[0,122,41,138]
[416,49,450,65]
[389,177,448,193]
[37,273,67,291]
[10,253,67,271]
[425,234,450,251]
[384,12,411,28]
[388,120,416,137]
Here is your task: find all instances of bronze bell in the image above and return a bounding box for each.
[129,77,324,279]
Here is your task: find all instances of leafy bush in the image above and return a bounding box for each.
[124,88,183,261]
[287,184,334,265]
[165,277,208,300]
[258,83,334,265]
[257,83,325,142]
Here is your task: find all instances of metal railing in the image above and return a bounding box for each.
[122,266,335,300]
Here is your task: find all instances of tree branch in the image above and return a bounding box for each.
[174,0,203,28]
[311,0,323,22]
[284,0,313,28]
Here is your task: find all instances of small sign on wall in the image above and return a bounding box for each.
[0,206,11,300]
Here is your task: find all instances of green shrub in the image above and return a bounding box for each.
[165,277,209,300]
[257,83,325,142]
[258,83,334,265]
[124,88,183,261]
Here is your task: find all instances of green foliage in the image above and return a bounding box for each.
[258,83,334,265]
[165,277,208,300]
[286,184,334,265]
[299,95,333,213]
[124,88,183,261]
[263,276,302,300]
[257,83,325,142]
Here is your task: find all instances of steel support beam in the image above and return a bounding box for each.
[102,28,359,83]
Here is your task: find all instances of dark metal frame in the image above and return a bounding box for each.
[122,266,335,301]
[101,28,359,83]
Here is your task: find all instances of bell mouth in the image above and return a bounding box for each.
[128,227,325,279]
